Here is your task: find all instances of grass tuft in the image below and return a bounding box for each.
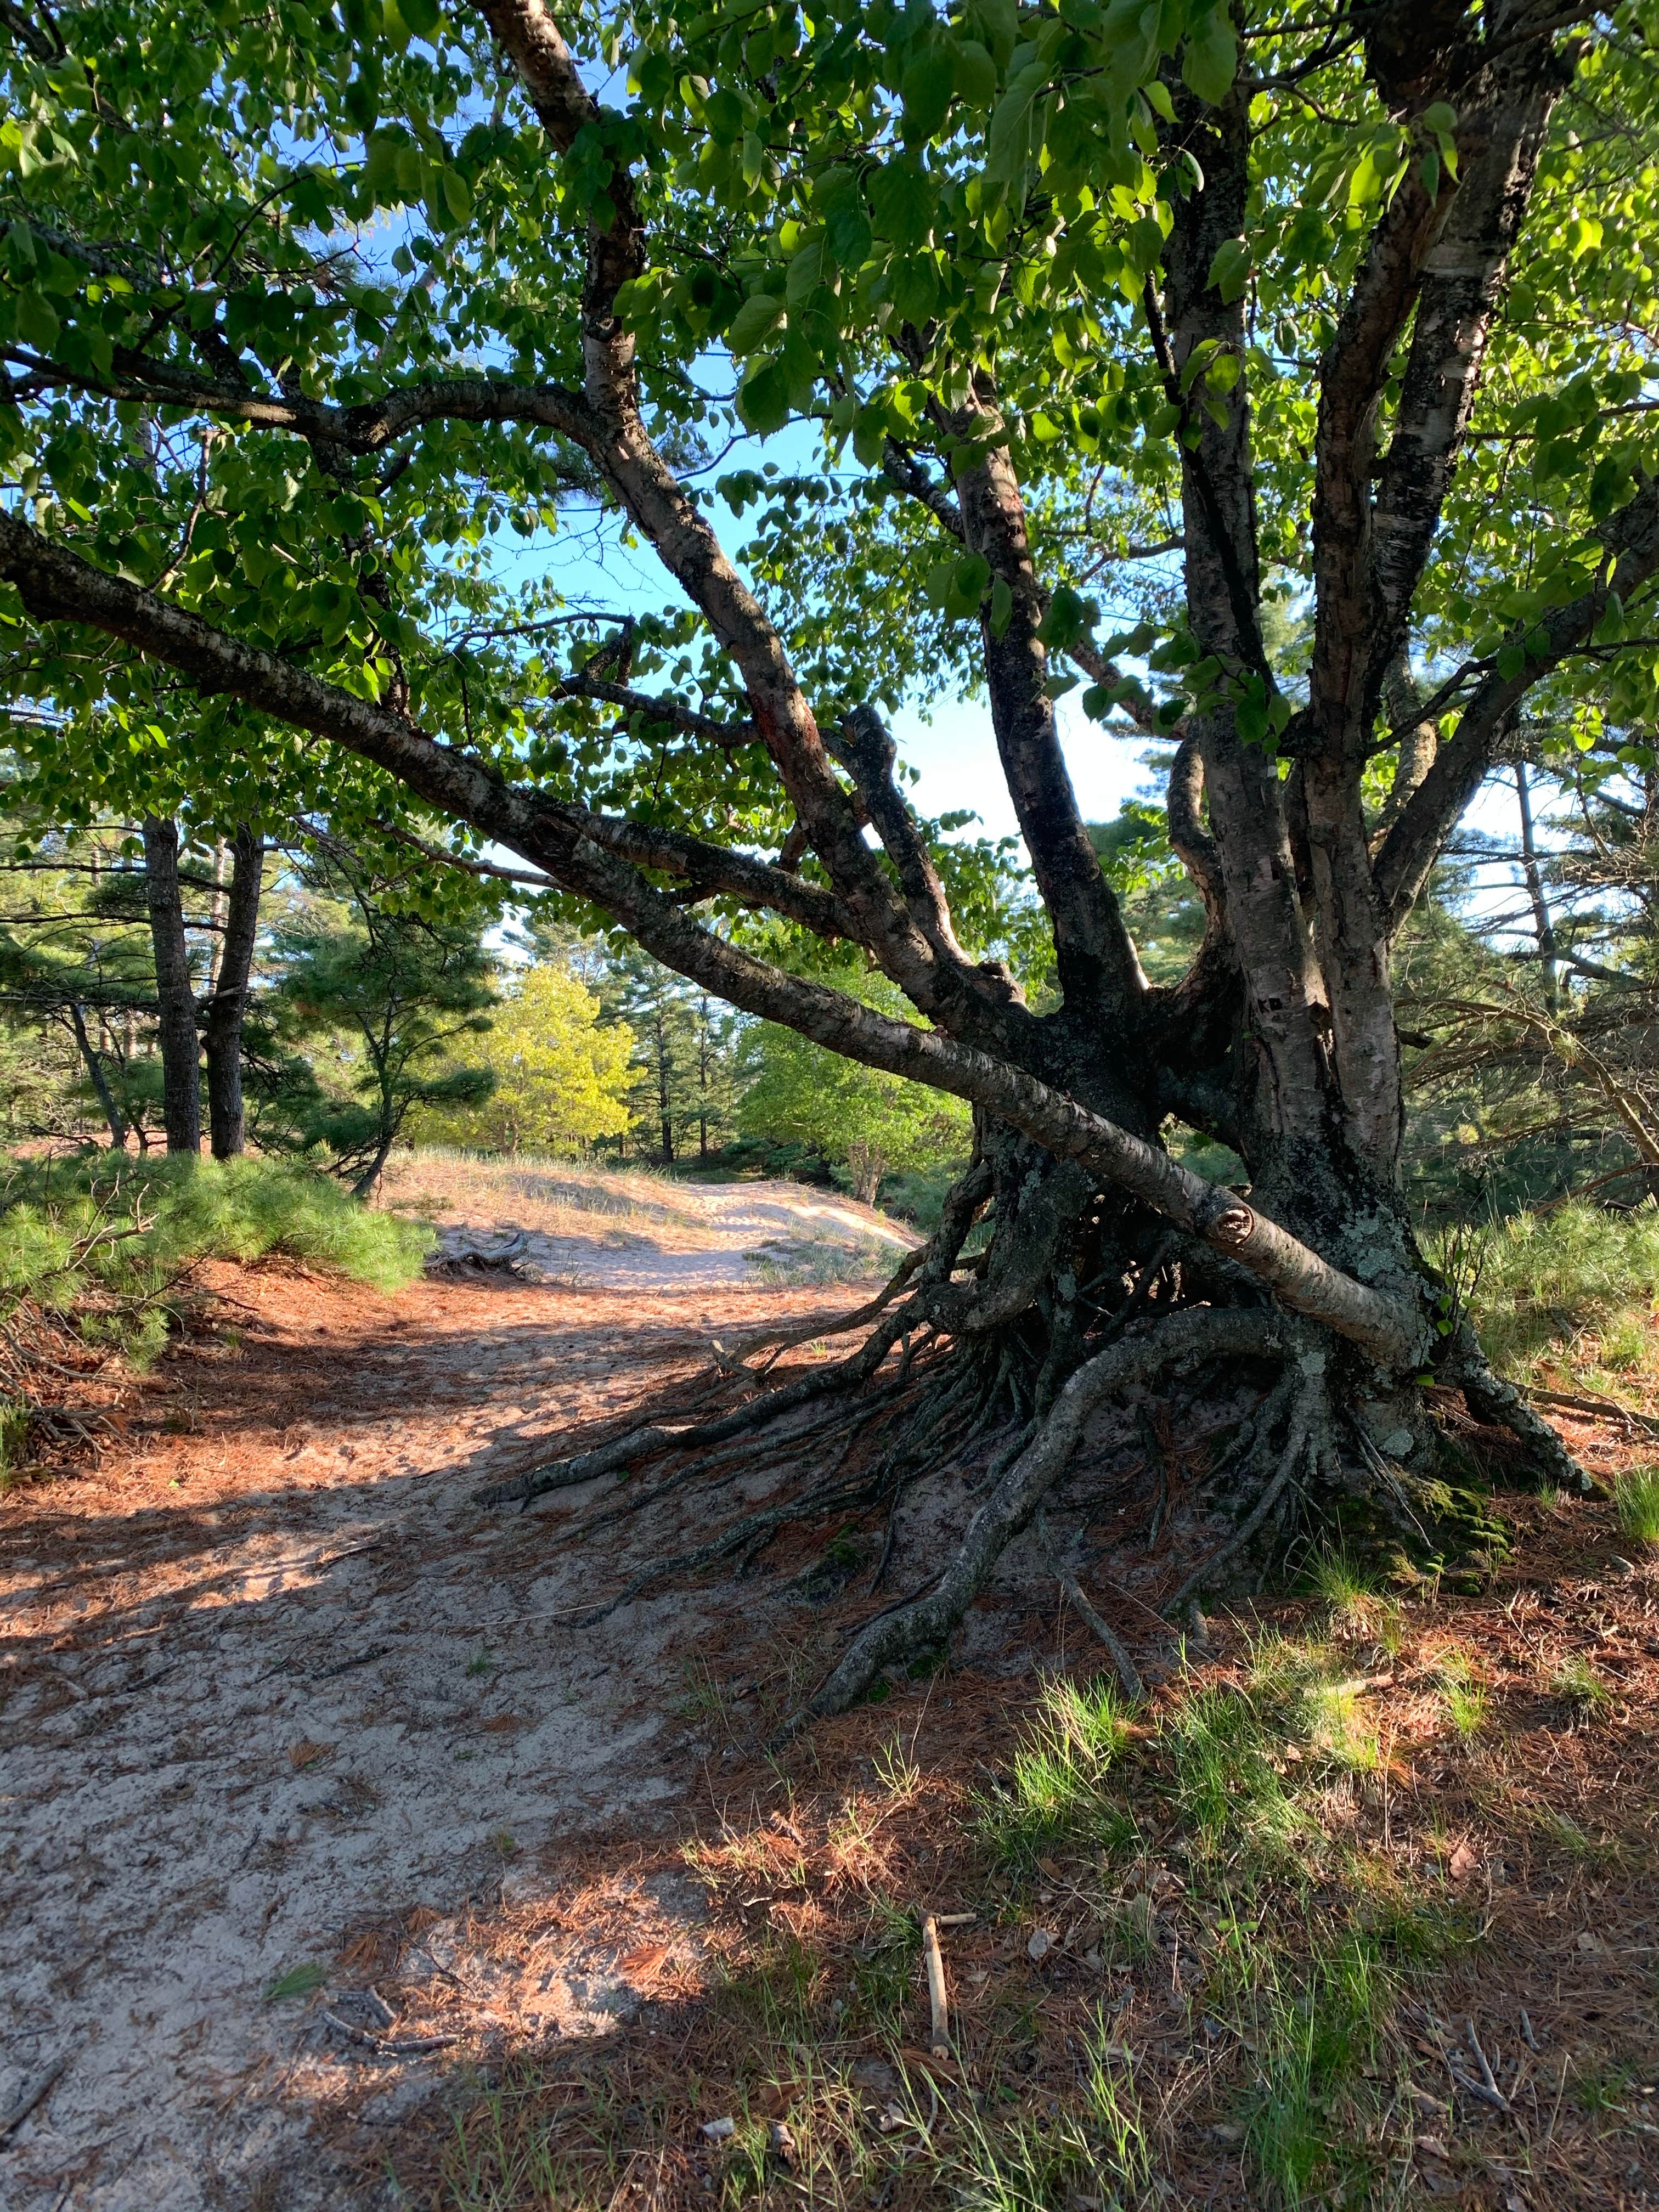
[975,1674,1137,1867]
[1435,1651,1489,1741]
[1305,1545,1386,1637]
[1613,1465,1659,1546]
[1552,1653,1612,1718]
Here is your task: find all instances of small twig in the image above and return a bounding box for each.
[1450,2017,1511,2111]
[1520,2007,1541,2053]
[919,1912,949,2060]
[321,2010,458,2056]
[314,1643,392,1679]
[0,2055,69,2140]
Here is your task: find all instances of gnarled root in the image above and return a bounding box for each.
[778,1307,1286,1736]
[475,1158,992,1512]
[1444,1324,1599,1496]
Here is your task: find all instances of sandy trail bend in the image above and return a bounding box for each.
[0,1178,910,2211]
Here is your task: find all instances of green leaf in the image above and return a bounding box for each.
[967,0,1018,69]
[890,253,940,325]
[924,556,957,610]
[985,63,1046,185]
[1420,100,1457,134]
[399,0,442,32]
[704,87,744,143]
[1182,9,1237,106]
[814,166,873,270]
[439,165,472,222]
[737,356,790,435]
[1206,236,1249,302]
[1143,77,1175,124]
[1037,584,1088,649]
[725,291,786,353]
[1496,641,1525,681]
[951,37,999,107]
[852,405,888,467]
[990,575,1014,637]
[901,48,956,140]
[14,289,60,349]
[868,160,936,250]
[944,551,991,617]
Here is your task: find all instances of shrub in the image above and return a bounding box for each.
[1,1153,431,1474]
[1,1152,431,1310]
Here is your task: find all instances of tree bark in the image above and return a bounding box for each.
[65,999,128,1149]
[202,826,262,1159]
[142,815,201,1158]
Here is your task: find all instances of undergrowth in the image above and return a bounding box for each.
[0,1150,431,1475]
[1435,1199,1659,1385]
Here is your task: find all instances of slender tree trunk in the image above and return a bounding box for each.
[65,1000,128,1149]
[142,815,201,1157]
[206,837,228,990]
[202,826,263,1159]
[1515,765,1560,1011]
[656,1005,674,1163]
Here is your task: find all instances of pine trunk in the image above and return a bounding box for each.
[142,816,201,1159]
[202,827,262,1160]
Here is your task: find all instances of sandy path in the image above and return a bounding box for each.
[386,1159,916,1293]
[0,1210,873,2211]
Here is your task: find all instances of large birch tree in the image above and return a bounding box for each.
[2,0,1656,1705]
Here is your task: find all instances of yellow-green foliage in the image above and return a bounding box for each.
[1435,1201,1659,1379]
[413,963,635,1155]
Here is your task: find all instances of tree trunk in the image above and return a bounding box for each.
[65,1000,128,1149]
[142,815,201,1158]
[202,826,262,1159]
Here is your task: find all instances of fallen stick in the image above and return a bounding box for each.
[0,2055,68,2141]
[920,1913,949,2062]
[322,2010,459,2057]
[1523,1385,1659,1434]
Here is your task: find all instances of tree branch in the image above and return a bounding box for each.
[1368,47,1565,684]
[0,505,1420,1367]
[1376,473,1659,926]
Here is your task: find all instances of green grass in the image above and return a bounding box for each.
[1436,1651,1489,1741]
[1306,1545,1384,1630]
[1551,1654,1612,1718]
[975,1674,1138,1867]
[1613,1465,1659,1546]
[1165,1677,1297,1864]
[1233,1929,1388,2205]
[1430,1200,1659,1383]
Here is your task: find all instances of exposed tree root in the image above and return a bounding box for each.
[1034,1500,1147,1701]
[469,1147,1598,1739]
[1447,1325,1601,1496]
[475,1157,993,1512]
[1160,1363,1322,1617]
[778,1308,1286,1737]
